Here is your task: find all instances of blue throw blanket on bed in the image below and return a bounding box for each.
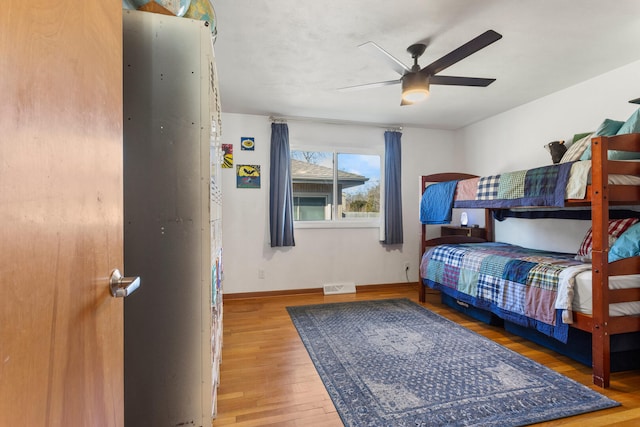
[420,180,459,224]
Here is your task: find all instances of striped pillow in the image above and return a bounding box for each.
[559,133,593,163]
[576,218,639,262]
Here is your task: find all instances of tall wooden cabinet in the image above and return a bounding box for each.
[123,10,223,425]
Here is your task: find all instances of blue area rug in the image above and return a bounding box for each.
[287,298,619,426]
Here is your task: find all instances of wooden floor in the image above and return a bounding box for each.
[212,284,640,427]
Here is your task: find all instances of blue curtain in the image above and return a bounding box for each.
[269,123,295,247]
[382,131,403,244]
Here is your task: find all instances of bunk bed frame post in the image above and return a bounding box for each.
[420,221,427,303]
[590,136,611,388]
[485,209,495,242]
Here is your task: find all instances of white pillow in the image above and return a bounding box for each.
[559,133,593,163]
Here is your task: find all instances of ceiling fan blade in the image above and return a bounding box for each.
[338,79,401,92]
[430,75,496,87]
[421,30,502,76]
[359,41,411,76]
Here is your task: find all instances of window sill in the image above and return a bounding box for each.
[294,220,381,229]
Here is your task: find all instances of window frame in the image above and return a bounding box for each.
[290,144,385,230]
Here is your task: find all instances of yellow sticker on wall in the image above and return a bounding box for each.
[236,164,260,188]
[241,137,255,151]
[222,143,233,168]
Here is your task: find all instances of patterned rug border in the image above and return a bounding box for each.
[287,298,620,427]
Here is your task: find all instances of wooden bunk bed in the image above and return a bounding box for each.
[418,133,640,388]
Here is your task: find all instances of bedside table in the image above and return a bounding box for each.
[441,225,487,240]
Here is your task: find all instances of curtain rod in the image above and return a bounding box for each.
[269,115,402,132]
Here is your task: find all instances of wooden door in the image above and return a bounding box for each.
[0,1,124,425]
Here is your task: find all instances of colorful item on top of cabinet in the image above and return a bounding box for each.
[211,262,218,304]
[236,164,261,188]
[241,137,255,151]
[184,0,217,41]
[130,0,191,16]
[222,144,233,168]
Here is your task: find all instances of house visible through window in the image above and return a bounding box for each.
[290,150,381,225]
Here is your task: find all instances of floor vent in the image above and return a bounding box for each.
[323,282,356,295]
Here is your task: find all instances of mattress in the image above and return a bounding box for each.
[566,159,640,199]
[573,271,640,316]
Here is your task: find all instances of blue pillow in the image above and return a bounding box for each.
[609,108,640,160]
[617,108,640,135]
[609,222,640,262]
[579,118,624,161]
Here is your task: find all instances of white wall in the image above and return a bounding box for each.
[457,59,640,252]
[221,113,458,293]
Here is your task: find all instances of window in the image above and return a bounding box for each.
[290,149,382,227]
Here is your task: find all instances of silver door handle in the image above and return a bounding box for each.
[109,269,141,298]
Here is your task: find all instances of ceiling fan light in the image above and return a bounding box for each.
[402,73,430,103]
[402,88,429,103]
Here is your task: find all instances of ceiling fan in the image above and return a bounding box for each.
[340,30,502,105]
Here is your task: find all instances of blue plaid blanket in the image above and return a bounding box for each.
[455,162,574,208]
[420,180,459,224]
[420,242,585,342]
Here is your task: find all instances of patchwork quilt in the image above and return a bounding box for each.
[420,242,588,342]
[419,162,579,225]
[453,162,575,208]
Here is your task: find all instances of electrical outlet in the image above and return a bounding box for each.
[403,261,410,271]
[258,269,265,279]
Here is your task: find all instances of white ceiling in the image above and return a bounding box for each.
[212,0,640,130]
